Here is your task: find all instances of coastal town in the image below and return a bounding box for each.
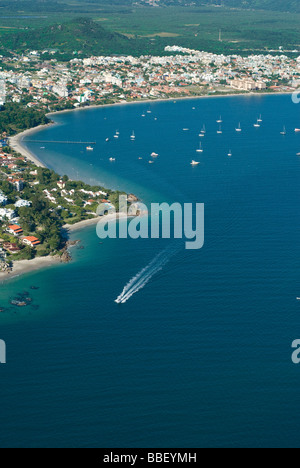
[0,46,299,110]
[0,45,299,275]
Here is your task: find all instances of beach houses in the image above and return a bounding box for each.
[0,208,15,221]
[2,242,21,254]
[0,191,7,206]
[7,225,23,236]
[22,236,41,248]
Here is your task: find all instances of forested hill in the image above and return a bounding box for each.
[0,18,137,56]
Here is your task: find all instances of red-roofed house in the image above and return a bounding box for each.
[22,236,41,247]
[7,225,23,236]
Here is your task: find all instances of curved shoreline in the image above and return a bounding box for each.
[9,91,293,168]
[3,91,292,281]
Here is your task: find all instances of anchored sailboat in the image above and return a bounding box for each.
[280,126,286,135]
[196,142,203,153]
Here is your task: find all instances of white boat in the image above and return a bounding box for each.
[149,160,154,164]
[105,138,110,142]
[280,126,286,135]
[183,128,189,131]
[191,160,200,166]
[109,157,116,161]
[217,116,222,123]
[200,125,206,134]
[114,135,119,139]
[196,142,203,153]
[297,153,300,156]
[258,114,263,122]
[235,123,242,132]
[295,129,300,133]
[147,110,152,114]
[254,120,260,128]
[86,146,94,151]
[130,131,136,141]
[151,152,159,158]
[141,114,146,117]
[228,150,232,157]
[217,125,222,134]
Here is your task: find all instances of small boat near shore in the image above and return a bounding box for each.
[151,152,159,158]
[191,160,200,166]
[86,146,94,151]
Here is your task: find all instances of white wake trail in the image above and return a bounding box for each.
[115,244,180,304]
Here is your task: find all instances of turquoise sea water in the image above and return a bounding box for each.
[0,94,300,447]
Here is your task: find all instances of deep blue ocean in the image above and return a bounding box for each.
[1,94,300,448]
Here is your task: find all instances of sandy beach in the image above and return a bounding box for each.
[9,123,54,168]
[0,255,60,282]
[0,213,130,281]
[63,212,128,233]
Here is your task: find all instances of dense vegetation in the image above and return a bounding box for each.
[0,103,49,136]
[0,160,126,262]
[0,2,299,58]
[1,0,298,13]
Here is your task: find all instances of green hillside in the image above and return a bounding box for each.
[0,18,140,56]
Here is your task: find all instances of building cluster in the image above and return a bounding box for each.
[0,47,299,107]
[0,144,116,265]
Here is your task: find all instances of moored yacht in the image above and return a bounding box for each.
[280,126,286,135]
[196,142,203,153]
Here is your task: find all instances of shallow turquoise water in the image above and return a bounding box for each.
[0,95,300,447]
